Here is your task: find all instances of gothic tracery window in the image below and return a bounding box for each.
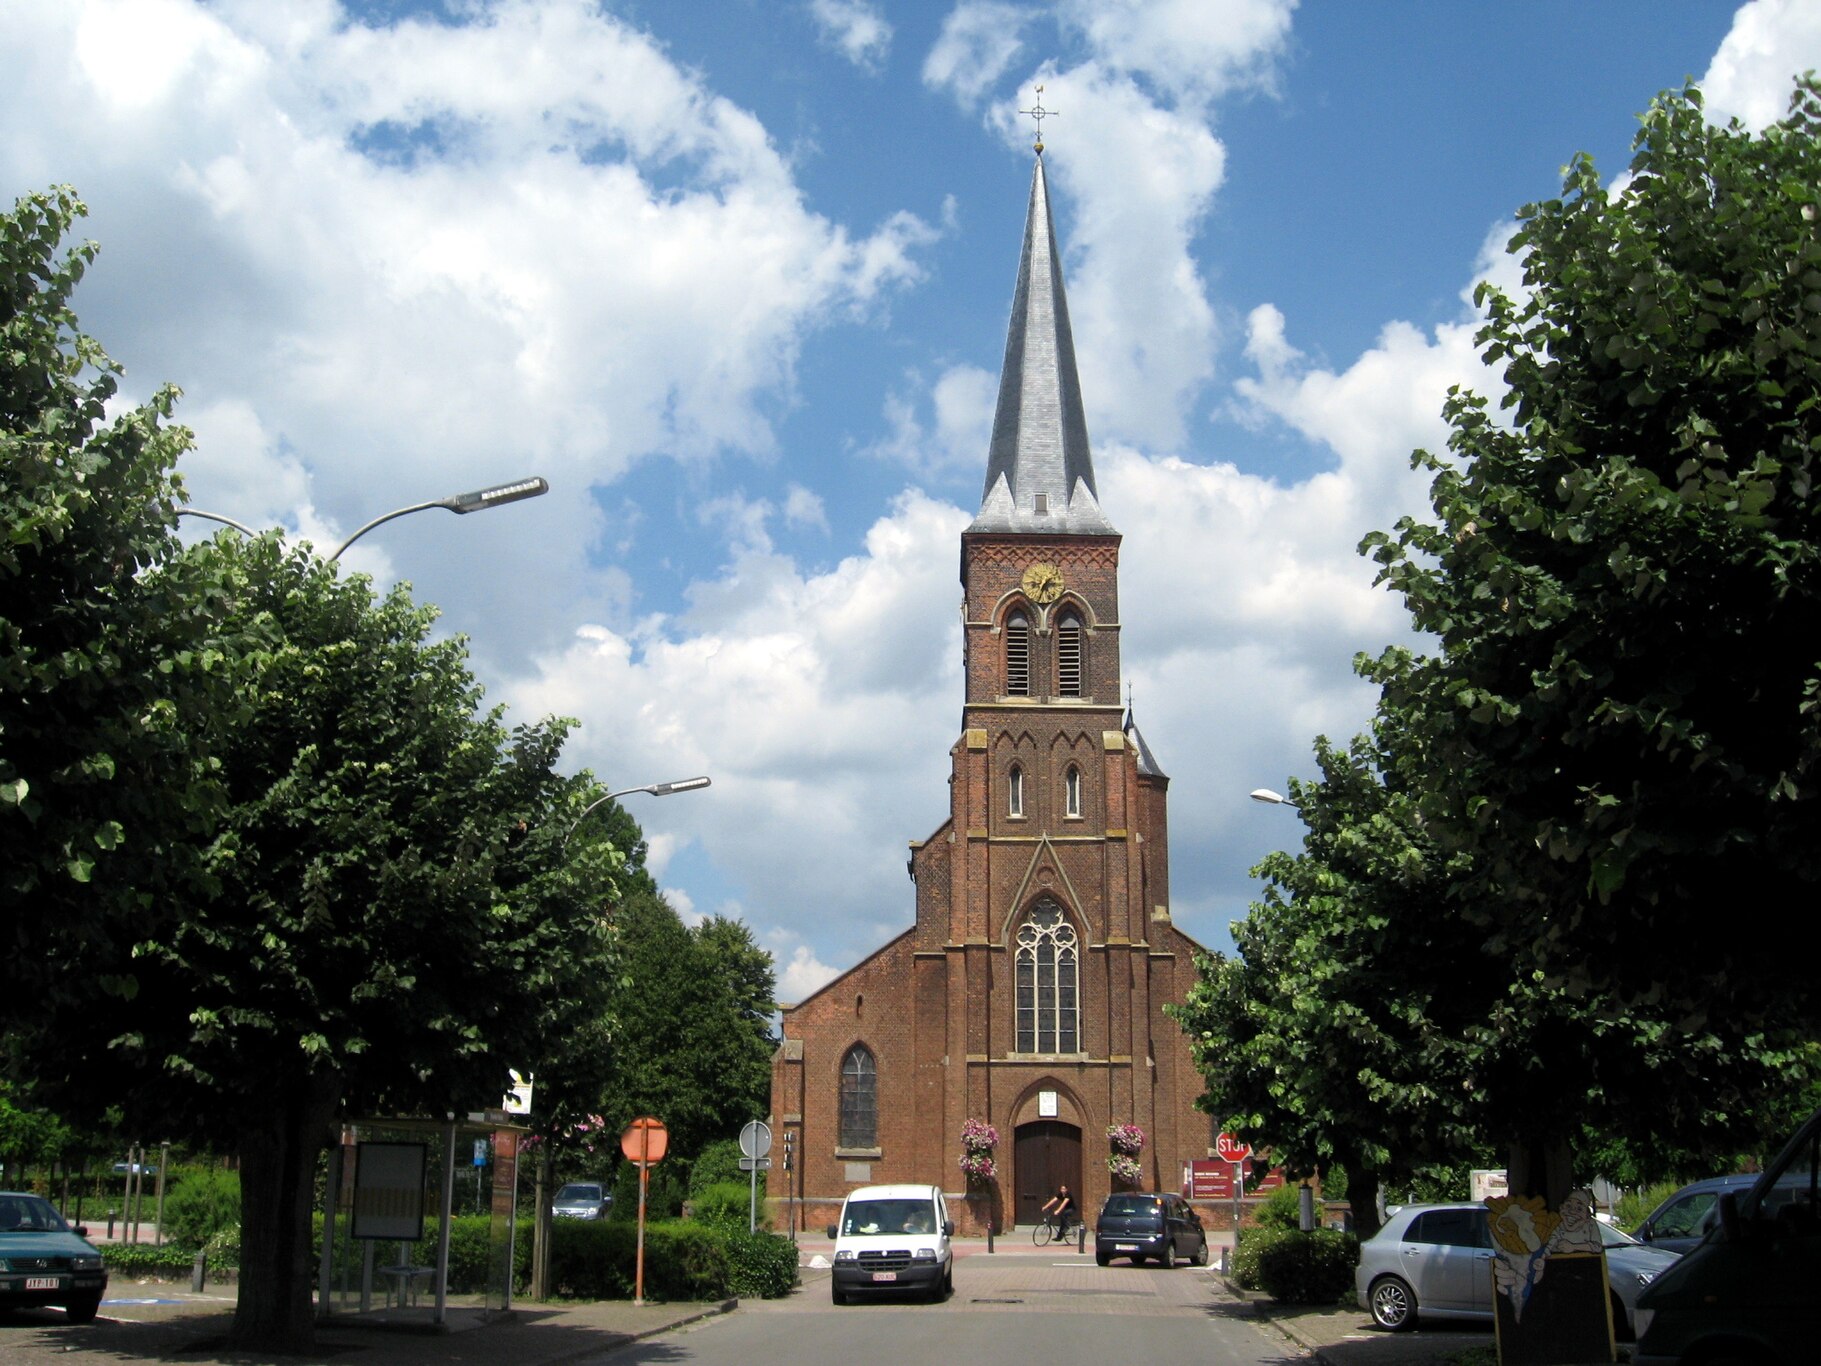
[1015,901,1079,1054]
[1065,764,1082,818]
[1009,764,1025,818]
[840,1044,877,1148]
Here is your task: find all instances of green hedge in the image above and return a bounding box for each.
[1235,1227,1358,1304]
[101,1241,237,1279]
[545,1218,797,1301]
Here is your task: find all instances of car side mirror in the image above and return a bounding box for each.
[1717,1191,1742,1243]
[826,1224,839,1239]
[74,1226,89,1237]
[944,1220,955,1237]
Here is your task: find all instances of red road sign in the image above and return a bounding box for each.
[1215,1133,1253,1165]
[621,1116,669,1167]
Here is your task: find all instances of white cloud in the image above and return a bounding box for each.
[1703,0,1821,129]
[1056,0,1296,106]
[865,363,997,476]
[775,943,844,1004]
[923,2,1031,107]
[807,0,892,73]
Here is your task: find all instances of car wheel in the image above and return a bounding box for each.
[1609,1291,1632,1341]
[1095,1249,1110,1267]
[1368,1275,1417,1331]
[831,1281,847,1306]
[63,1293,102,1325]
[1162,1238,1177,1269]
[1192,1235,1210,1267]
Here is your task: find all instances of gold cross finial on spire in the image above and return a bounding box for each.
[1020,85,1057,155]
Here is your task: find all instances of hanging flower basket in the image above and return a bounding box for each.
[1107,1153,1143,1184]
[959,1119,999,1183]
[1106,1123,1146,1156]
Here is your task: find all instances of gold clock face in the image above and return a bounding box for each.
[1021,561,1065,604]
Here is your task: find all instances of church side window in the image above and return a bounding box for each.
[1015,902,1079,1053]
[839,1045,877,1148]
[1005,611,1030,696]
[1009,764,1024,818]
[1065,765,1082,818]
[1057,612,1083,697]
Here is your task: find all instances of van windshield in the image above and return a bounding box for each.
[840,1199,936,1236]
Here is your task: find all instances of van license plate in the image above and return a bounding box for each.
[871,1271,897,1282]
[25,1277,60,1290]
[1115,1244,1137,1252]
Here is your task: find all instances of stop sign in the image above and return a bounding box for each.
[621,1116,669,1167]
[1215,1133,1252,1164]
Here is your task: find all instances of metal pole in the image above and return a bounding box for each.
[317,1142,341,1319]
[750,1162,758,1234]
[153,1143,169,1247]
[634,1135,649,1307]
[436,1123,457,1325]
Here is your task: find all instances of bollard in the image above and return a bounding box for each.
[986,1220,995,1254]
[1077,1222,1086,1253]
[107,1210,117,1238]
[191,1251,206,1293]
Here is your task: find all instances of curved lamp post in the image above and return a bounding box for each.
[178,476,550,562]
[564,776,712,844]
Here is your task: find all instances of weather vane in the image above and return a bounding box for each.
[1020,85,1057,155]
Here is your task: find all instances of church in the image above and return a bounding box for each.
[768,147,1214,1234]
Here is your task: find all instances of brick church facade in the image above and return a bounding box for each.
[769,151,1214,1234]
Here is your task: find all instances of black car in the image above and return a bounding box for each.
[1094,1192,1209,1267]
[0,1192,109,1322]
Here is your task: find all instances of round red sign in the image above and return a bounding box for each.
[620,1116,669,1166]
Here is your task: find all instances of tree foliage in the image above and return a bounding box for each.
[601,893,776,1163]
[1,187,233,991]
[1182,78,1821,1213]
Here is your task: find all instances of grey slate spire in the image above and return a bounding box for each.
[968,154,1116,536]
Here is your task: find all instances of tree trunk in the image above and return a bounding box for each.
[231,1068,340,1352]
[1348,1162,1385,1240]
[1505,1129,1575,1211]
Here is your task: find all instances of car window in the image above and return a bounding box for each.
[841,1199,936,1235]
[1597,1220,1640,1248]
[1410,1208,1487,1248]
[0,1195,70,1233]
[1652,1192,1716,1239]
[1101,1195,1160,1217]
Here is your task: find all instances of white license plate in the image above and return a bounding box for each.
[870,1271,897,1282]
[1115,1244,1138,1252]
[25,1277,60,1290]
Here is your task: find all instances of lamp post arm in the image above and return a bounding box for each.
[176,508,262,538]
[563,776,712,846]
[329,501,444,562]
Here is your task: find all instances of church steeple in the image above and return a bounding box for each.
[969,155,1115,536]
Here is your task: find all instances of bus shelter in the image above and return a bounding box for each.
[317,1110,529,1329]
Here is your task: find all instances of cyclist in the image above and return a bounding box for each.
[1041,1183,1078,1239]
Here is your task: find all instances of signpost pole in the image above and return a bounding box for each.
[635,1126,649,1307]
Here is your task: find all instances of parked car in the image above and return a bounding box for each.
[825,1183,954,1304]
[1630,1174,1760,1255]
[1635,1107,1821,1365]
[1094,1192,1210,1268]
[1355,1201,1678,1338]
[550,1182,611,1219]
[0,1192,110,1323]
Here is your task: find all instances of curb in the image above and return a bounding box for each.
[514,1298,739,1366]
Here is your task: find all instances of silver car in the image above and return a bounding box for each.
[1355,1202,1679,1338]
[550,1182,611,1219]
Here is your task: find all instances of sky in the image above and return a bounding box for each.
[6,0,1821,1004]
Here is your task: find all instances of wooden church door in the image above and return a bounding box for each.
[1014,1120,1082,1227]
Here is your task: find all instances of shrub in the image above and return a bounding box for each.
[611,1162,685,1222]
[691,1181,761,1231]
[1245,1228,1359,1304]
[1252,1183,1304,1232]
[103,1240,237,1278]
[721,1229,798,1299]
[160,1165,241,1251]
[688,1141,746,1195]
[1615,1181,1681,1232]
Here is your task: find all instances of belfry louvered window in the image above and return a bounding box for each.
[1015,901,1079,1053]
[1057,613,1083,697]
[840,1045,877,1147]
[1005,612,1030,696]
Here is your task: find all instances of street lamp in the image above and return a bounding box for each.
[564,776,712,844]
[1249,788,1300,810]
[177,476,550,562]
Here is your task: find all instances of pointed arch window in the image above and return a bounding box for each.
[1065,764,1082,818]
[1005,611,1030,696]
[840,1045,877,1148]
[1008,764,1025,819]
[1015,901,1079,1054]
[1057,612,1083,697]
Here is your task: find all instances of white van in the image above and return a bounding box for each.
[825,1183,954,1304]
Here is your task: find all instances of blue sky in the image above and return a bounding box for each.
[5,0,1818,1000]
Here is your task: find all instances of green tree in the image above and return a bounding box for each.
[1354,78,1821,1200]
[601,894,776,1163]
[22,538,623,1350]
[1,187,232,999]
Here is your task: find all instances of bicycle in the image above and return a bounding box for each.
[1032,1212,1078,1246]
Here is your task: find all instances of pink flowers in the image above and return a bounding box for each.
[959,1119,999,1182]
[1106,1123,1145,1156]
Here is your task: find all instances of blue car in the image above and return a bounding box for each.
[1630,1174,1761,1256]
[0,1192,109,1323]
